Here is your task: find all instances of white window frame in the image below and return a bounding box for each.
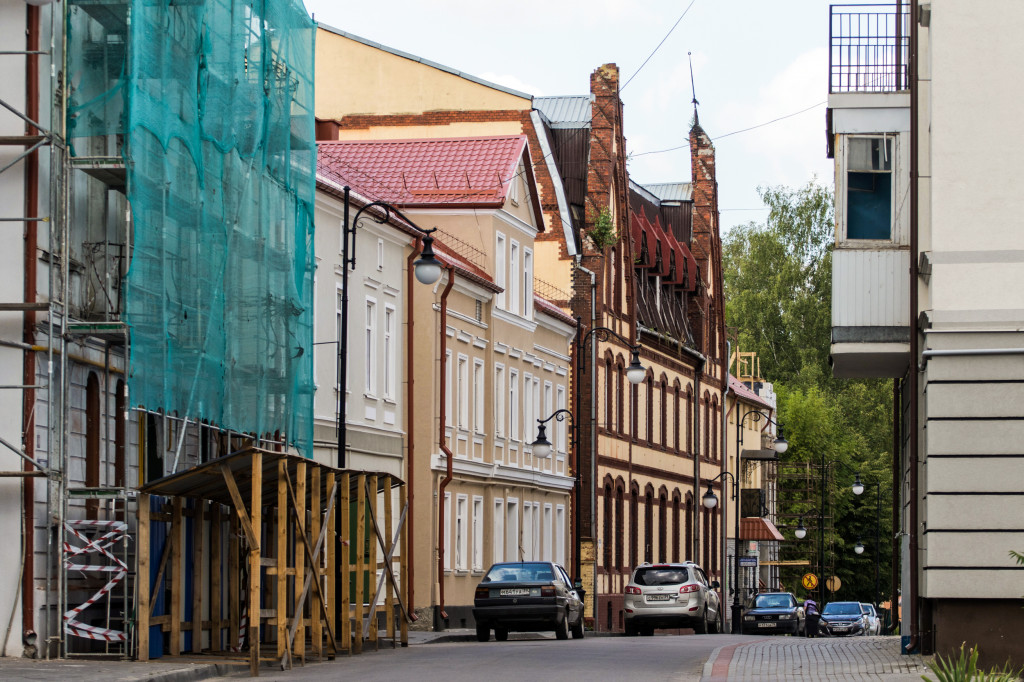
[445,350,453,428]
[523,248,533,319]
[506,498,519,561]
[457,354,469,430]
[493,498,505,564]
[455,494,468,571]
[473,358,485,435]
[509,240,519,314]
[522,503,534,562]
[523,372,534,453]
[376,237,384,271]
[532,501,541,561]
[383,304,396,400]
[509,369,519,442]
[556,385,567,475]
[543,503,553,562]
[841,134,897,244]
[472,496,484,571]
[495,233,507,309]
[444,492,452,571]
[364,297,377,397]
[494,364,506,438]
[555,505,566,567]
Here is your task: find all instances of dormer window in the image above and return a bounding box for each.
[846,136,893,240]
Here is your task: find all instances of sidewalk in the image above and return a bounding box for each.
[702,636,931,681]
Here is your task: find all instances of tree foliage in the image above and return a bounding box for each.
[723,182,895,608]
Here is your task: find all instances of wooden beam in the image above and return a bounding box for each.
[294,462,306,662]
[220,464,259,548]
[211,504,222,653]
[170,497,183,656]
[228,512,239,652]
[326,471,336,659]
[276,459,288,660]
[192,500,205,654]
[341,472,350,655]
[366,475,378,650]
[148,527,174,618]
[310,467,322,660]
[399,485,408,647]
[384,478,395,648]
[354,474,365,655]
[137,494,151,661]
[249,451,263,677]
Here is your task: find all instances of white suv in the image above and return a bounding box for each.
[623,562,721,635]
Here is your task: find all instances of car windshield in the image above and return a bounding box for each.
[822,602,862,616]
[754,594,795,609]
[482,563,555,583]
[632,567,689,586]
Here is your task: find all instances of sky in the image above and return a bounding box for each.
[302,0,835,233]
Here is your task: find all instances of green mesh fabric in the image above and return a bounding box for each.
[67,0,316,458]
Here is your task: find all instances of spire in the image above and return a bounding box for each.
[688,51,700,126]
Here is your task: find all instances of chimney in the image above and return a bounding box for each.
[689,122,717,284]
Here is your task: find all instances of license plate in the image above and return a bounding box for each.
[499,588,530,596]
[832,626,848,631]
[646,594,671,602]
[757,622,777,628]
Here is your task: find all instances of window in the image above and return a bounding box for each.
[659,492,668,564]
[509,369,519,442]
[456,495,468,570]
[444,492,452,570]
[846,136,893,240]
[543,381,553,439]
[509,170,520,205]
[555,505,565,567]
[86,373,101,519]
[615,484,625,570]
[496,233,506,308]
[365,298,377,396]
[523,503,534,561]
[457,355,469,430]
[376,238,384,270]
[603,482,613,568]
[644,487,654,563]
[507,499,519,560]
[493,499,505,563]
[532,376,541,455]
[523,373,533,450]
[543,504,553,561]
[494,364,506,438]
[532,502,541,561]
[445,350,453,428]
[383,305,396,400]
[509,241,519,314]
[523,248,533,318]
[472,496,484,571]
[556,385,567,457]
[473,359,485,435]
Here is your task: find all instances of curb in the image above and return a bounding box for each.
[140,662,247,682]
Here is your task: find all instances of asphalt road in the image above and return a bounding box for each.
[219,634,749,682]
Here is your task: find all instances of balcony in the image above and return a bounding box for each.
[830,3,910,94]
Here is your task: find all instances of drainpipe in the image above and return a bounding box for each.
[907,0,920,653]
[720,341,732,628]
[22,3,41,644]
[405,237,421,620]
[435,266,455,627]
[573,256,596,624]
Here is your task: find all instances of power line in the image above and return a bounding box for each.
[621,0,699,92]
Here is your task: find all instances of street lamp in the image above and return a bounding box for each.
[854,539,865,555]
[338,187,442,467]
[853,475,884,609]
[530,408,575,460]
[572,318,644,614]
[700,471,741,634]
[794,517,808,539]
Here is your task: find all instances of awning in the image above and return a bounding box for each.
[740,517,785,542]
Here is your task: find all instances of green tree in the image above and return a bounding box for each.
[724,181,894,607]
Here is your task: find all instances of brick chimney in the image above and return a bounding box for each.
[689,121,717,284]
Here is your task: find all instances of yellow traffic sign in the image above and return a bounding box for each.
[801,573,818,590]
[826,576,842,592]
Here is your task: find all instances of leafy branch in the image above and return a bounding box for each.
[587,207,618,250]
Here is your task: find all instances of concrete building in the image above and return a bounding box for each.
[826,1,1024,666]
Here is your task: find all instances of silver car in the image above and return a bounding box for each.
[623,562,721,635]
[860,603,881,636]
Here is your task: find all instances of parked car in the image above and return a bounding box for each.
[742,592,805,635]
[819,601,868,636]
[860,602,881,635]
[623,562,721,636]
[472,561,584,641]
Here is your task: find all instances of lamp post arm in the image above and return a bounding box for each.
[349,199,436,268]
[576,318,641,374]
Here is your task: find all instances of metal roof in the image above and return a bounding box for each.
[534,96,593,128]
[317,24,533,101]
[641,182,693,202]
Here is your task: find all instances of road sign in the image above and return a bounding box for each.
[801,573,818,590]
[738,557,758,567]
[826,576,842,592]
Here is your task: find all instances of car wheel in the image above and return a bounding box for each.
[494,627,509,642]
[555,613,570,640]
[708,613,720,634]
[571,617,585,639]
[476,624,489,642]
[624,622,637,637]
[640,627,654,637]
[694,608,708,634]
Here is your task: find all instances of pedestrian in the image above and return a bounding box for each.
[804,598,820,638]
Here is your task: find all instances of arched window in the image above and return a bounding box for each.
[711,505,719,576]
[658,489,668,563]
[685,493,694,561]
[685,387,693,455]
[659,378,668,447]
[673,382,681,453]
[644,485,654,563]
[703,391,711,460]
[672,492,681,562]
[615,482,625,570]
[604,356,613,431]
[711,395,719,461]
[615,361,625,436]
[629,482,639,569]
[86,372,101,519]
[645,375,654,443]
[603,480,613,568]
[702,507,711,570]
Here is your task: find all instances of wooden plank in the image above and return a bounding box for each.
[211,504,222,652]
[148,527,173,618]
[192,500,205,654]
[294,462,306,662]
[228,512,239,652]
[354,474,365,655]
[137,494,151,661]
[310,467,322,660]
[170,497,183,656]
[399,485,408,647]
[276,458,288,659]
[150,614,171,627]
[340,472,350,655]
[383,478,395,648]
[366,475,378,649]
[249,450,263,677]
[220,464,259,548]
[325,472,336,659]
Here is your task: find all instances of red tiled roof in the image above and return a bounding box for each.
[317,135,528,209]
[534,295,576,327]
[740,517,785,542]
[729,374,773,411]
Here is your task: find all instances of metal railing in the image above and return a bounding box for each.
[829,3,910,93]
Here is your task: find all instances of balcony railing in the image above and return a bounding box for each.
[829,3,910,93]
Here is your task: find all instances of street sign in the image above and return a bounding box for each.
[738,557,758,567]
[801,573,818,590]
[826,576,842,592]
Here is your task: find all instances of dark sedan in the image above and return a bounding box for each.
[819,601,867,636]
[742,592,805,635]
[472,561,584,641]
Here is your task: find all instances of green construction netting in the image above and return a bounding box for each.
[67,0,316,458]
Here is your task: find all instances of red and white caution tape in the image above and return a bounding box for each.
[62,520,129,642]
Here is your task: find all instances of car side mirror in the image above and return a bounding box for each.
[573,578,583,590]
[710,580,721,589]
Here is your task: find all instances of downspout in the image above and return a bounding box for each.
[435,266,455,626]
[574,256,596,623]
[907,0,920,653]
[404,237,421,619]
[23,3,41,643]
[891,378,901,634]
[720,341,732,628]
